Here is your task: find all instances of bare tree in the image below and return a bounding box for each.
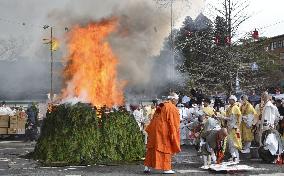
[176,2,281,95]
[209,0,250,39]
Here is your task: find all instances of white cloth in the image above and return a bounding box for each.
[261,101,281,130]
[228,134,240,160]
[227,115,238,129]
[133,109,144,131]
[168,93,179,100]
[178,107,190,121]
[179,107,190,141]
[192,106,203,117]
[182,96,191,104]
[125,104,131,112]
[264,133,279,155]
[228,95,237,102]
[242,114,254,128]
[142,106,151,122]
[0,107,15,116]
[229,141,239,159]
[188,108,195,116]
[180,124,189,141]
[204,118,221,132]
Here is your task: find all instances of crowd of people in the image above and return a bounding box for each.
[130,91,284,174]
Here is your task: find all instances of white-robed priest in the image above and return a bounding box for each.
[225,95,242,163]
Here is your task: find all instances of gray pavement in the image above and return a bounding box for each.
[0,140,283,176]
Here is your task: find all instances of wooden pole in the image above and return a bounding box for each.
[50,27,54,101]
[170,0,175,91]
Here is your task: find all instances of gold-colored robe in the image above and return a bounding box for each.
[202,106,215,117]
[226,103,242,150]
[240,101,257,142]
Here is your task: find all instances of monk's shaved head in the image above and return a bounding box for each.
[241,95,248,101]
[220,128,228,136]
[218,128,228,140]
[261,92,269,102]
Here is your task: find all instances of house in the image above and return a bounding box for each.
[267,34,284,89]
[267,34,284,65]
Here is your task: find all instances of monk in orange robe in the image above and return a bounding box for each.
[144,93,181,174]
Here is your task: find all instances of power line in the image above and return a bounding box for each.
[0,17,44,29]
[235,19,284,39]
[0,17,69,31]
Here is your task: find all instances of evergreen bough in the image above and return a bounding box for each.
[33,103,145,165]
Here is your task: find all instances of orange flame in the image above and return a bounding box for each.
[62,18,125,107]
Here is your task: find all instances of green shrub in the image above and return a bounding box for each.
[33,103,145,165]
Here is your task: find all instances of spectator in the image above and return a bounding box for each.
[276,99,284,116]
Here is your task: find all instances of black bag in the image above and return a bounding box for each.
[258,146,277,163]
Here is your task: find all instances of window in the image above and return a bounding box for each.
[280,53,284,60]
[273,41,277,49]
[278,40,282,48]
[282,40,284,48]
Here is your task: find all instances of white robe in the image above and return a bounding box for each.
[263,133,282,155]
[179,107,190,141]
[261,101,282,130]
[133,109,144,131]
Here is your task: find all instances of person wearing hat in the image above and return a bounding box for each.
[177,103,190,145]
[240,95,257,154]
[225,95,242,163]
[259,92,282,142]
[133,105,144,131]
[144,93,181,174]
[258,92,283,164]
[202,98,215,118]
[0,101,6,107]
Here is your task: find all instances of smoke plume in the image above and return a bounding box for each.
[0,0,204,100]
[47,0,203,99]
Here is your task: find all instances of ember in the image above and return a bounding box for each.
[62,18,125,107]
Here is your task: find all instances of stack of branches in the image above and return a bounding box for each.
[33,103,145,166]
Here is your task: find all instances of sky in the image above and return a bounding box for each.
[203,0,284,38]
[0,0,283,60]
[0,0,283,99]
[0,0,283,38]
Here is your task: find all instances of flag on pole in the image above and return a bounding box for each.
[51,39,59,51]
[43,38,59,51]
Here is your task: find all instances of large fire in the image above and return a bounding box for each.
[62,19,125,107]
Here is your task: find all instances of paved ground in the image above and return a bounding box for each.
[0,140,284,176]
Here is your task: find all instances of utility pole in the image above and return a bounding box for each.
[43,25,68,102]
[170,0,175,92]
[154,0,190,93]
[43,25,54,102]
[50,27,54,102]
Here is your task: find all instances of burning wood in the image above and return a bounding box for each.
[61,18,126,107]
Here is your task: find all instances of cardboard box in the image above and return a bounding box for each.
[0,115,9,128]
[17,117,26,128]
[18,117,26,122]
[17,111,27,119]
[9,123,18,129]
[9,116,18,124]
[7,128,17,134]
[17,121,26,129]
[0,128,7,134]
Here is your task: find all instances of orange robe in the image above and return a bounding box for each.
[144,101,181,170]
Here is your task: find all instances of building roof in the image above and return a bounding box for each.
[270,34,284,40]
